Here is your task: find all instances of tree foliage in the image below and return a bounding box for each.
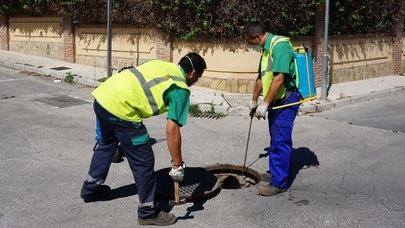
[0,0,403,40]
[330,0,403,35]
[150,0,322,40]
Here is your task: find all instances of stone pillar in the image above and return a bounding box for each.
[155,32,172,61]
[392,2,404,75]
[63,16,75,62]
[0,16,9,50]
[312,4,325,86]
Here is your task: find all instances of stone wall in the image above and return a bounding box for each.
[0,16,404,93]
[75,26,157,71]
[8,17,65,61]
[329,34,394,83]
[172,38,313,94]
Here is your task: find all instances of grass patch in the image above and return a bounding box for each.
[98,77,108,82]
[64,71,76,84]
[189,103,227,118]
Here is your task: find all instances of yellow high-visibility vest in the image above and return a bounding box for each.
[92,60,190,122]
[260,35,291,99]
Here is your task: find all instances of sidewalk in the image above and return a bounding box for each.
[1,50,405,115]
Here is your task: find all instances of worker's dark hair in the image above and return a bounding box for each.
[178,52,207,75]
[243,22,265,39]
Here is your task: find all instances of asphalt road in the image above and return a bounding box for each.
[314,94,405,133]
[1,66,404,227]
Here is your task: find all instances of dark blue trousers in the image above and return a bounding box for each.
[81,101,159,219]
[268,91,300,189]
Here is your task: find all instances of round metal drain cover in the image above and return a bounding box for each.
[204,164,261,189]
[156,167,220,200]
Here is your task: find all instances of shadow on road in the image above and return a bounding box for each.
[158,197,207,221]
[287,147,319,187]
[101,183,138,201]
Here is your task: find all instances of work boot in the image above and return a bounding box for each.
[137,211,177,226]
[258,185,287,197]
[260,170,271,182]
[81,185,111,203]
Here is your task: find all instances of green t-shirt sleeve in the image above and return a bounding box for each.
[272,42,294,74]
[164,86,190,127]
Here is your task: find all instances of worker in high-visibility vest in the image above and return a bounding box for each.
[80,53,206,226]
[244,22,301,197]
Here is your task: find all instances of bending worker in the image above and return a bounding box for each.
[244,22,301,196]
[80,53,206,226]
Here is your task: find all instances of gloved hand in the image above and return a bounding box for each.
[254,102,269,119]
[249,100,258,117]
[169,162,186,182]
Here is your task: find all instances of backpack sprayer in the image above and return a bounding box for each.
[271,44,317,110]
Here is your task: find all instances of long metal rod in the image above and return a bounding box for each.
[242,116,254,174]
[320,0,330,101]
[106,0,113,77]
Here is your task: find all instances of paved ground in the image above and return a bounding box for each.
[315,93,405,133]
[1,66,405,227]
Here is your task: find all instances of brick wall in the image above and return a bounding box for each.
[155,32,172,61]
[312,4,325,86]
[0,16,9,50]
[63,17,75,62]
[392,2,404,75]
[393,35,403,75]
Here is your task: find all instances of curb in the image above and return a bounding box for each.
[0,59,102,88]
[2,59,405,116]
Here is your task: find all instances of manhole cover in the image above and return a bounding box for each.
[35,95,89,108]
[156,167,220,201]
[204,164,261,189]
[50,66,71,71]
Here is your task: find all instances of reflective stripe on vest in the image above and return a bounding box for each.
[261,35,291,99]
[129,67,188,116]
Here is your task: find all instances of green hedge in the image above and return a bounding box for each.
[0,0,403,40]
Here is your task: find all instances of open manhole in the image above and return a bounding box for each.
[156,167,220,201]
[204,164,261,189]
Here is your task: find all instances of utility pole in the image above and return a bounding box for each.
[106,0,113,77]
[320,0,330,101]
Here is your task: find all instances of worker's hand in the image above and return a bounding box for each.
[169,162,186,182]
[249,100,258,117]
[254,102,269,120]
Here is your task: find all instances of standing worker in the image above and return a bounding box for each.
[243,22,300,196]
[80,53,206,226]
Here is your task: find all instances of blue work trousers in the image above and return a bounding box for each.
[81,101,159,219]
[268,91,300,189]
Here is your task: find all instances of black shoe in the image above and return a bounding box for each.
[138,211,177,226]
[81,185,111,203]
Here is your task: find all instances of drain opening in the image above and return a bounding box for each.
[205,164,261,189]
[35,95,89,108]
[189,113,227,119]
[156,167,220,201]
[50,66,71,71]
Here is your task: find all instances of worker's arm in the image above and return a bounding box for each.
[249,74,263,116]
[252,77,263,102]
[166,119,183,167]
[164,86,190,167]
